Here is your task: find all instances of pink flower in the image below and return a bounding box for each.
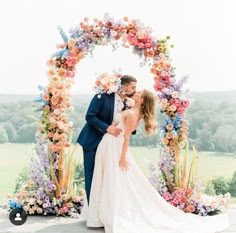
[138,43,144,49]
[64,202,73,208]
[210,201,217,209]
[61,194,67,201]
[38,126,43,132]
[175,188,184,196]
[177,107,185,115]
[162,192,172,201]
[169,98,181,107]
[153,81,162,91]
[48,132,54,138]
[63,207,69,213]
[64,142,70,147]
[15,193,21,199]
[58,208,65,214]
[182,100,190,108]
[65,71,75,78]
[170,200,178,207]
[72,195,81,203]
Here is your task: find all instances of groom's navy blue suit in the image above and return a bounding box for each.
[77,93,115,203]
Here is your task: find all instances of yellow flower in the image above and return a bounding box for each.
[168,105,176,112]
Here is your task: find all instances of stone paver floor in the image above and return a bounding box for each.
[0,205,235,233]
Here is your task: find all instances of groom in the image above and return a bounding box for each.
[77,75,137,204]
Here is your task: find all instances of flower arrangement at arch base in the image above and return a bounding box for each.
[1,132,86,218]
[148,82,231,216]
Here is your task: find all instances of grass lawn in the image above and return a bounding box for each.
[0,143,235,204]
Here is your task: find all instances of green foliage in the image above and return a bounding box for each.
[204,180,216,196]
[0,127,9,143]
[16,122,38,143]
[3,122,17,141]
[13,167,30,194]
[207,177,230,195]
[229,171,236,197]
[74,162,85,189]
[0,92,236,152]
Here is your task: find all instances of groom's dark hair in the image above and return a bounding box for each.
[120,75,137,86]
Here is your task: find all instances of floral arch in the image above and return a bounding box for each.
[4,14,229,217]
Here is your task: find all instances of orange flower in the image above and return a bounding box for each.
[48,132,54,138]
[48,68,56,76]
[164,61,172,70]
[123,16,129,22]
[42,93,49,101]
[51,96,60,105]
[68,39,76,47]
[169,139,175,146]
[166,132,172,139]
[162,138,169,145]
[186,205,195,213]
[168,146,175,151]
[185,188,193,196]
[166,124,173,131]
[47,59,54,66]
[181,196,187,203]
[49,143,61,153]
[52,76,59,82]
[58,68,66,77]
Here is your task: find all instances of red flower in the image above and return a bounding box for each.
[106,22,113,28]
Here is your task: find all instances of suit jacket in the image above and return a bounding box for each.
[77,93,115,151]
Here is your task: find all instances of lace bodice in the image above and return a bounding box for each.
[112,113,125,133]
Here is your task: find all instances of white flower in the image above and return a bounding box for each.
[172,91,179,99]
[110,85,118,93]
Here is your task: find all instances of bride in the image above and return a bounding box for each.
[84,89,229,233]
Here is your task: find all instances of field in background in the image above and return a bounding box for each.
[0,143,235,204]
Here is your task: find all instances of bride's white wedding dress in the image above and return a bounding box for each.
[84,113,229,233]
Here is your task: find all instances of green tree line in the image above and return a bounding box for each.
[0,92,236,153]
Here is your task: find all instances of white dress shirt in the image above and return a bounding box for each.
[113,93,124,119]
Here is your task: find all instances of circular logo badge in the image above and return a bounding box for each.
[9,208,27,226]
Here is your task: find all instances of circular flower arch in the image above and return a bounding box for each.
[6,14,229,218]
[42,14,190,154]
[36,14,191,215]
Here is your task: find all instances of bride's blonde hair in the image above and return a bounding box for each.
[140,89,157,135]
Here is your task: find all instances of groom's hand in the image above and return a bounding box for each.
[107,124,122,137]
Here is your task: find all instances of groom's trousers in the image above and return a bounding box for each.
[83,148,96,204]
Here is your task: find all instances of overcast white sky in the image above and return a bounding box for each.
[0,0,235,94]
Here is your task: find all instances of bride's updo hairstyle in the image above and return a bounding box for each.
[140,89,157,136]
